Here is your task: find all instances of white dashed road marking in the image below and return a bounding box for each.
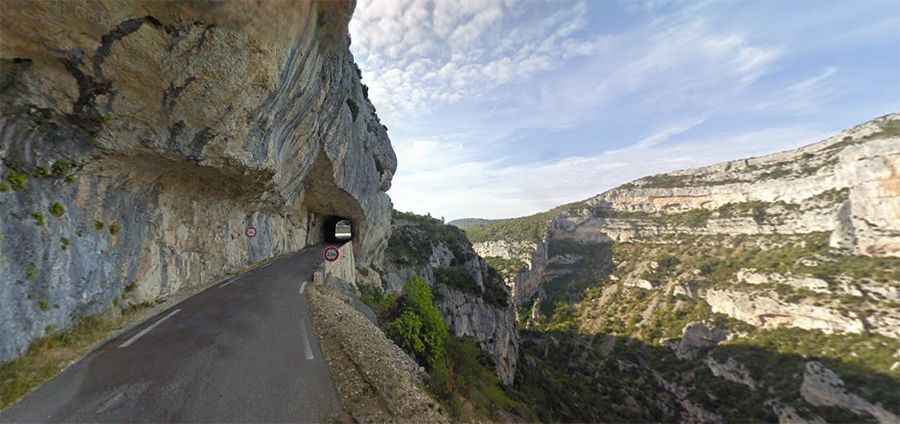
[119,309,181,348]
[299,317,315,360]
[299,281,308,294]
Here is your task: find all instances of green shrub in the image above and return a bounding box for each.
[31,212,45,226]
[48,202,65,217]
[672,209,712,227]
[385,276,450,393]
[94,221,104,231]
[37,299,49,311]
[24,263,37,281]
[485,256,527,277]
[388,210,472,265]
[60,238,70,250]
[51,160,72,178]
[643,254,680,284]
[359,285,400,320]
[33,167,49,178]
[6,169,28,191]
[0,182,9,192]
[387,310,426,354]
[446,336,531,419]
[481,269,510,308]
[434,266,479,294]
[109,223,120,235]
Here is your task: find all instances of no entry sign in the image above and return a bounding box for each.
[323,245,340,262]
[245,226,257,238]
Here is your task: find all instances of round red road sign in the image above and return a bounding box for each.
[323,245,340,262]
[245,226,257,238]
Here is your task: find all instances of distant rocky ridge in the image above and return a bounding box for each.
[0,0,395,362]
[458,113,900,423]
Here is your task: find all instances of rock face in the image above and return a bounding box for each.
[675,322,729,360]
[801,361,898,424]
[563,114,900,256]
[0,0,396,362]
[459,114,900,423]
[704,289,867,335]
[381,212,518,385]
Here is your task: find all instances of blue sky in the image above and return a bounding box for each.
[349,0,900,220]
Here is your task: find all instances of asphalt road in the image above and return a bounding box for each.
[1,248,340,423]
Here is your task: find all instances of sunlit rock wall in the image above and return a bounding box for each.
[0,0,396,361]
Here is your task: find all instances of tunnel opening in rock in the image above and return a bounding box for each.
[323,215,353,244]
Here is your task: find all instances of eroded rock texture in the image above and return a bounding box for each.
[0,0,395,361]
[460,114,900,423]
[381,213,519,385]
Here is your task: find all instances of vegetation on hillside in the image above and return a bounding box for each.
[387,210,471,266]
[484,256,528,282]
[387,210,511,307]
[612,120,900,191]
[384,276,450,392]
[460,201,590,244]
[434,266,479,294]
[368,277,531,421]
[515,326,898,423]
[603,189,850,228]
[517,229,900,423]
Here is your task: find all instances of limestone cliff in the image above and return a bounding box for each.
[459,114,900,423]
[0,0,396,362]
[562,113,900,256]
[381,212,518,385]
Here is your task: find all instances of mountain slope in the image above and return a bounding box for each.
[462,113,900,423]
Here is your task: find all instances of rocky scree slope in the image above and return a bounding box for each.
[0,0,396,362]
[460,114,900,423]
[379,211,519,386]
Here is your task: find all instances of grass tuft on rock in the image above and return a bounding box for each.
[0,312,143,410]
[6,169,28,191]
[24,263,37,282]
[48,202,64,218]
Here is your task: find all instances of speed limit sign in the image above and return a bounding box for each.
[323,245,340,262]
[245,226,257,238]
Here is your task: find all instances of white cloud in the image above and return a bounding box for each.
[788,67,838,92]
[389,126,830,220]
[755,66,839,114]
[481,16,783,131]
[350,0,602,122]
[635,117,707,148]
[350,1,892,221]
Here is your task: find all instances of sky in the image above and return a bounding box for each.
[349,0,900,221]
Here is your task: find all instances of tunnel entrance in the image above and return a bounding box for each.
[323,216,353,244]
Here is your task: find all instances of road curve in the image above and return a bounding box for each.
[1,247,340,423]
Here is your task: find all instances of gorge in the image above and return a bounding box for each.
[454,113,900,423]
[1,1,898,423]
